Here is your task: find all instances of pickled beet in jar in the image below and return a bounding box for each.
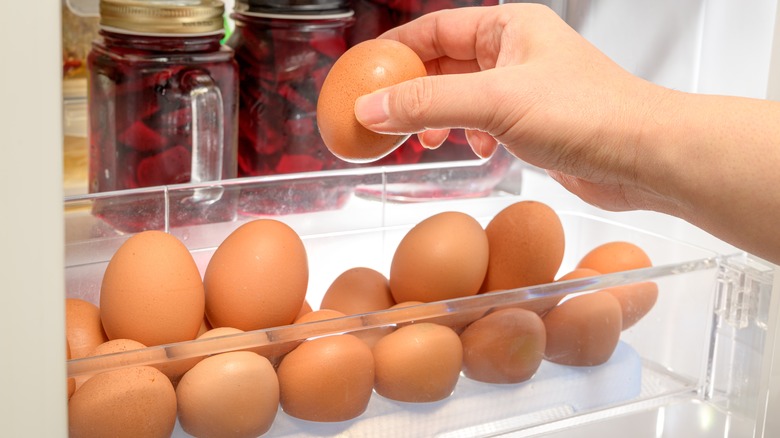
[228,0,356,214]
[348,0,498,47]
[88,0,239,231]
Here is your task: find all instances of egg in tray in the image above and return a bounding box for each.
[63,194,719,438]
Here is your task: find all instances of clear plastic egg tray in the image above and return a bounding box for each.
[64,163,728,437]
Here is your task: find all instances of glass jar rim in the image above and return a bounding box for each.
[233,8,354,20]
[233,0,352,17]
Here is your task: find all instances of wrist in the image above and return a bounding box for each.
[629,84,693,217]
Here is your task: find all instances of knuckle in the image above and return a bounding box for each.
[393,76,436,127]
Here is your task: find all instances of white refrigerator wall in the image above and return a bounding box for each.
[0,0,67,437]
[563,0,779,98]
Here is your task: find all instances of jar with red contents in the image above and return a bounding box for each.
[88,0,238,231]
[349,0,516,201]
[228,0,356,214]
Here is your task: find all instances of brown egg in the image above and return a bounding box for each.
[198,327,294,362]
[296,300,313,321]
[68,365,177,438]
[373,323,462,403]
[176,327,293,369]
[296,308,390,350]
[577,241,656,329]
[390,301,425,309]
[204,219,308,331]
[271,310,353,365]
[481,201,565,294]
[100,231,205,347]
[390,211,489,303]
[199,326,245,340]
[576,241,652,273]
[87,338,146,356]
[77,338,147,390]
[351,326,393,350]
[317,39,427,163]
[294,308,347,324]
[524,267,602,315]
[543,291,622,366]
[460,308,546,384]
[65,298,108,359]
[193,327,248,358]
[278,334,374,422]
[197,327,255,357]
[388,300,429,327]
[387,301,485,334]
[604,282,659,330]
[177,351,279,438]
[197,317,212,338]
[156,327,249,386]
[321,267,395,314]
[66,340,75,400]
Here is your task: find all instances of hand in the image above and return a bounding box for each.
[354,4,671,213]
[355,3,780,264]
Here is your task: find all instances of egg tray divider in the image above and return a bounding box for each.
[66,259,712,379]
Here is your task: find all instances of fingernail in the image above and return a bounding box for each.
[465,130,498,159]
[419,129,448,149]
[355,91,390,126]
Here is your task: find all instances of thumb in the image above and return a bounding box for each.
[354,73,495,135]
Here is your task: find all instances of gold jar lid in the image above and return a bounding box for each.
[100,0,225,35]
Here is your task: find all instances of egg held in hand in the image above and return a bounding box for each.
[317,39,427,163]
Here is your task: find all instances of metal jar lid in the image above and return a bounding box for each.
[100,0,225,35]
[234,0,352,18]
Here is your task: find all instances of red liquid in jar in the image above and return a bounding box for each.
[88,30,239,231]
[228,12,356,215]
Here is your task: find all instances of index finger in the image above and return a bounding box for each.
[379,7,493,64]
[380,5,524,71]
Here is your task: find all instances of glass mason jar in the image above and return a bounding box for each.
[87,0,239,231]
[348,0,516,201]
[227,0,356,215]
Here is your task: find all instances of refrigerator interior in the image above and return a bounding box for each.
[3,0,780,436]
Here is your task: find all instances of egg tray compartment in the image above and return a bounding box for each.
[65,208,722,437]
[201,341,642,437]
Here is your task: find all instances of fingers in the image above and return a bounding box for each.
[379,7,496,64]
[354,70,501,135]
[353,4,562,149]
[465,129,498,159]
[380,4,560,67]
